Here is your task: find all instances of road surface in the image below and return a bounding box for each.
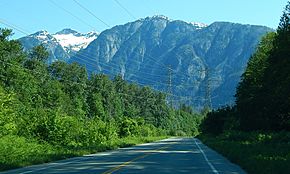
[1,138,246,174]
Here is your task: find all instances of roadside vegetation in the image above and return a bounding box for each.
[199,132,290,174]
[199,2,290,174]
[0,28,201,171]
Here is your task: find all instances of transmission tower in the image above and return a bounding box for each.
[167,65,173,107]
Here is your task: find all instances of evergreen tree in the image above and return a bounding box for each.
[260,1,290,130]
[236,1,290,131]
[236,32,276,130]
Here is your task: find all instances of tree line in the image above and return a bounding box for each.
[201,1,290,134]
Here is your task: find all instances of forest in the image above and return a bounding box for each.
[199,2,290,174]
[0,28,201,171]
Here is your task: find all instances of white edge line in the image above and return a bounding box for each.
[19,159,82,174]
[194,138,219,174]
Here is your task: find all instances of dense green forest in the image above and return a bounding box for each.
[200,2,290,174]
[0,28,201,170]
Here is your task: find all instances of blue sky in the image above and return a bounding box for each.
[0,0,288,38]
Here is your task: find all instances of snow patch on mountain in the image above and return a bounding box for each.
[53,32,98,52]
[53,29,98,53]
[190,22,208,29]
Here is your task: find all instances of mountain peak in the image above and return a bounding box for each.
[55,28,79,35]
[151,15,170,20]
[142,15,171,22]
[32,30,49,36]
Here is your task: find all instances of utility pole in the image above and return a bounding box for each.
[167,65,173,107]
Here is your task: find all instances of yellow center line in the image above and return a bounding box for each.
[102,144,174,174]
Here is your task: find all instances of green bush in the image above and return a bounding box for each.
[0,135,56,171]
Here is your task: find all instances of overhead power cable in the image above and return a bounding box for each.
[0,19,30,35]
[49,0,97,32]
[73,0,110,28]
[71,52,199,89]
[113,0,136,20]
[72,51,171,78]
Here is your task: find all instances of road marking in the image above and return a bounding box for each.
[194,138,219,174]
[102,144,172,174]
[19,159,83,174]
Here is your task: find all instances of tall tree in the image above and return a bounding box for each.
[236,1,290,131]
[235,32,276,130]
[260,1,290,130]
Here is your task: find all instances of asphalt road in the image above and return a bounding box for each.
[1,138,246,174]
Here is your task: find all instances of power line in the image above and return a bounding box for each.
[70,52,173,87]
[72,51,202,91]
[76,48,195,80]
[72,50,170,78]
[0,19,30,35]
[49,0,97,32]
[73,0,110,28]
[70,49,212,101]
[90,62,168,87]
[66,48,206,90]
[113,0,136,20]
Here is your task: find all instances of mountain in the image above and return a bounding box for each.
[69,16,272,109]
[19,29,98,63]
[18,16,272,109]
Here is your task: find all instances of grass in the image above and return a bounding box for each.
[198,131,290,174]
[0,135,168,172]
